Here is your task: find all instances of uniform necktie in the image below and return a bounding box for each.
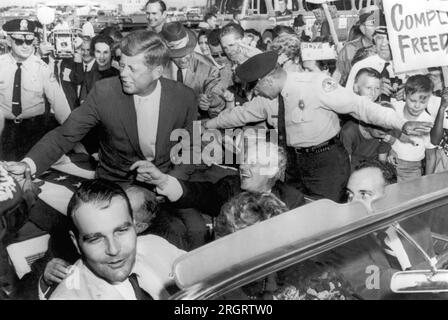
[380,62,391,102]
[84,64,88,73]
[12,62,22,117]
[277,94,287,149]
[128,273,153,300]
[177,68,183,83]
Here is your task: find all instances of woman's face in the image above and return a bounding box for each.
[94,42,112,70]
[198,35,211,56]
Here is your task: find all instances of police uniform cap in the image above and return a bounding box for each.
[2,19,37,35]
[236,51,279,84]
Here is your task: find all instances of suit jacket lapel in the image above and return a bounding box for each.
[118,92,144,158]
[155,79,172,163]
[184,57,198,86]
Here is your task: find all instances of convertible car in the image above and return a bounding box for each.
[168,172,448,300]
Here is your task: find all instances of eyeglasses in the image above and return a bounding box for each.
[11,37,34,46]
[212,53,225,59]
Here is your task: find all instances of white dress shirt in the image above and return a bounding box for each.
[134,81,161,161]
[0,53,71,121]
[113,279,137,300]
[83,59,95,73]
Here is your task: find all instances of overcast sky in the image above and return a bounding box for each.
[0,0,207,8]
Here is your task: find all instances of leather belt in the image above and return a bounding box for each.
[292,136,339,155]
[7,114,46,125]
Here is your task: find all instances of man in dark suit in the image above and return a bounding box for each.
[6,30,197,184]
[316,160,436,300]
[131,140,305,250]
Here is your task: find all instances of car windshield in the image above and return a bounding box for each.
[170,173,448,300]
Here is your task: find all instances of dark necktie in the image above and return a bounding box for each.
[277,94,287,149]
[54,59,61,84]
[177,68,183,83]
[12,62,22,117]
[380,62,391,102]
[128,273,153,300]
[84,64,88,73]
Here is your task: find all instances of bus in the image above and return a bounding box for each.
[208,0,382,42]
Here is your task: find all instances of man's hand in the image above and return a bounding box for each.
[393,85,405,101]
[130,161,168,188]
[387,149,399,166]
[402,121,433,136]
[199,94,211,111]
[5,161,28,183]
[398,133,418,146]
[381,78,394,97]
[41,258,71,290]
[38,42,54,58]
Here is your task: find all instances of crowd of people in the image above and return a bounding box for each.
[0,0,447,300]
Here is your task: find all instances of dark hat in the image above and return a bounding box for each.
[236,51,279,84]
[161,22,197,58]
[358,5,380,26]
[293,14,305,27]
[2,19,37,35]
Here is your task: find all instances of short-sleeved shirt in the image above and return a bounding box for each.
[392,100,436,162]
[0,53,71,121]
[208,72,406,148]
[341,120,391,170]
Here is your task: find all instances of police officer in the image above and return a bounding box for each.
[0,19,71,161]
[205,51,433,202]
[335,5,380,86]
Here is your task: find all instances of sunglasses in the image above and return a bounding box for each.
[11,37,34,46]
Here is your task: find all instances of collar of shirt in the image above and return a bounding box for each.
[134,80,161,104]
[173,63,187,79]
[7,52,35,70]
[83,59,95,72]
[113,279,137,300]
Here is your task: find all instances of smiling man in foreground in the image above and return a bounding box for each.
[49,179,184,300]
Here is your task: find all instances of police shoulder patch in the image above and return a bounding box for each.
[322,78,338,93]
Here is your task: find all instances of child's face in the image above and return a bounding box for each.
[404,91,431,117]
[355,75,381,102]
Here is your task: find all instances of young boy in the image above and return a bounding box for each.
[341,68,393,171]
[390,75,438,182]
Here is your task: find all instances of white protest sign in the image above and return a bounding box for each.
[300,42,337,61]
[425,0,448,12]
[383,0,448,73]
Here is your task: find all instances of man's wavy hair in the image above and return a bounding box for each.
[355,159,397,185]
[119,30,170,68]
[67,179,133,238]
[215,192,288,237]
[270,33,301,61]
